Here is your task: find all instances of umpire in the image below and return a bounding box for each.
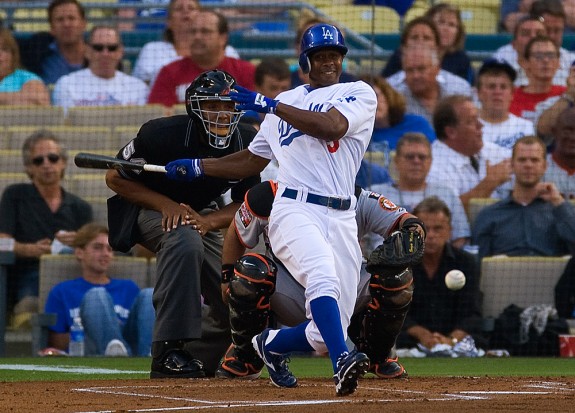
[105,70,259,378]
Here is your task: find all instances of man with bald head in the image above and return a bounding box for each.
[390,46,472,123]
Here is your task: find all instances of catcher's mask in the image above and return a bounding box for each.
[185,70,243,149]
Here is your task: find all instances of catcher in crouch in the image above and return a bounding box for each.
[215,180,425,380]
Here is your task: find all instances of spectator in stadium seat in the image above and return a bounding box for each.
[148,9,255,107]
[510,35,566,122]
[500,0,537,33]
[0,28,50,106]
[18,0,88,86]
[131,0,240,85]
[52,26,149,112]
[477,58,535,150]
[531,0,575,77]
[389,46,472,124]
[492,15,551,86]
[355,76,435,188]
[290,15,356,88]
[369,133,469,249]
[544,106,575,199]
[397,196,484,352]
[382,15,472,84]
[427,95,512,213]
[0,130,92,329]
[472,135,575,258]
[44,223,155,356]
[534,60,575,144]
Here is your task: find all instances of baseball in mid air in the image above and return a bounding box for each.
[445,270,466,290]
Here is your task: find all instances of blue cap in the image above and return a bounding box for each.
[478,58,517,83]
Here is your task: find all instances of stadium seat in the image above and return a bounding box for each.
[66,105,167,127]
[32,254,152,355]
[448,0,501,34]
[68,173,114,199]
[7,126,113,151]
[467,197,498,232]
[0,150,22,173]
[480,256,571,319]
[12,8,49,32]
[0,127,9,150]
[112,125,140,149]
[318,5,401,34]
[0,106,65,127]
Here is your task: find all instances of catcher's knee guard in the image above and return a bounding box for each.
[358,267,414,363]
[228,253,277,361]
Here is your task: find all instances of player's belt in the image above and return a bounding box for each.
[281,188,352,210]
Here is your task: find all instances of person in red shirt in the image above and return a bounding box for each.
[510,35,566,121]
[148,9,255,107]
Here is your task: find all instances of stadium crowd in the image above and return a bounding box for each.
[0,0,574,364]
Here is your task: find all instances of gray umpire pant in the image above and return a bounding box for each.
[137,208,230,374]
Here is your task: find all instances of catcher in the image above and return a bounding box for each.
[215,180,425,381]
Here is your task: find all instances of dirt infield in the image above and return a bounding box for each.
[1,376,574,412]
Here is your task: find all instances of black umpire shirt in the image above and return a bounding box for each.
[116,115,259,210]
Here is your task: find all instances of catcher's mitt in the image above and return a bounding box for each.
[365,228,424,275]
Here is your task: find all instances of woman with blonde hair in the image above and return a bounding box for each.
[0,28,50,105]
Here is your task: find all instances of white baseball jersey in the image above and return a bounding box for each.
[249,81,376,197]
[247,80,377,352]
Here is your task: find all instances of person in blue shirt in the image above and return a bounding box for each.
[44,223,154,356]
[0,27,50,105]
[356,75,435,188]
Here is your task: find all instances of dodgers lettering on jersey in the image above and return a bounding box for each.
[248,81,377,197]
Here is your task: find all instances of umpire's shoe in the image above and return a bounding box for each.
[215,344,264,379]
[252,328,298,388]
[333,350,370,396]
[150,348,206,379]
[370,357,408,379]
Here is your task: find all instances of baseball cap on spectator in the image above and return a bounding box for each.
[478,58,517,83]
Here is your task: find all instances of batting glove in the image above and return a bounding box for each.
[230,85,278,114]
[165,159,204,181]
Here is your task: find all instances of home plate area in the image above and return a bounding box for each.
[2,377,574,412]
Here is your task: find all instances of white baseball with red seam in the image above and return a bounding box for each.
[445,270,466,290]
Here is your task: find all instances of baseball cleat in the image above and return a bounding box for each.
[370,357,408,379]
[252,328,298,388]
[215,344,263,380]
[150,349,206,379]
[333,349,370,396]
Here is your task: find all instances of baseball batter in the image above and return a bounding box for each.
[214,180,425,382]
[165,23,377,395]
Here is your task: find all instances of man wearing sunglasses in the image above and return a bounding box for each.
[52,25,149,112]
[0,130,93,329]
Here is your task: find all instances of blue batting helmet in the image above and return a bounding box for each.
[298,23,348,74]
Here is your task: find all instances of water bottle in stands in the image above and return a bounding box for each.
[69,317,85,357]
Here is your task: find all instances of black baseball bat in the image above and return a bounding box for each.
[74,152,167,173]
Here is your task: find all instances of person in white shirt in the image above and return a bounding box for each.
[53,26,149,112]
[477,58,535,149]
[389,46,472,123]
[427,95,513,213]
[370,132,470,249]
[131,0,239,85]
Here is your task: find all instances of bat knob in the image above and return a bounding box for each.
[176,166,187,176]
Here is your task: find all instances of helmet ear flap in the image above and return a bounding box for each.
[299,53,311,74]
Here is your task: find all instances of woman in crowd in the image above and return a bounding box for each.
[132,0,239,84]
[0,28,50,105]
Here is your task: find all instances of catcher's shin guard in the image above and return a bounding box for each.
[228,253,277,362]
[361,267,413,363]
